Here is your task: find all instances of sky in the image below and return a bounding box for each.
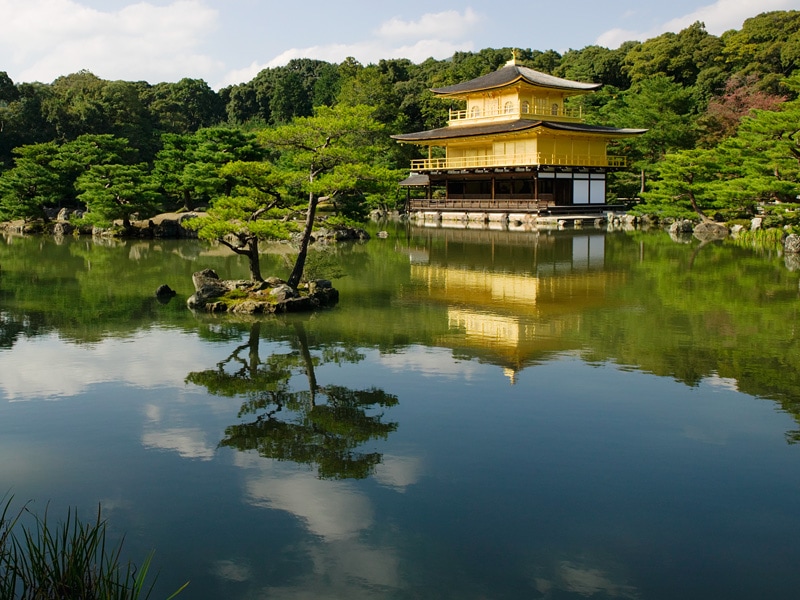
[2,0,799,89]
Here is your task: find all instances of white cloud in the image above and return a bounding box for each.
[376,8,480,40]
[241,464,374,540]
[702,373,739,392]
[378,345,483,379]
[0,329,221,401]
[534,561,639,598]
[0,0,221,83]
[597,0,797,47]
[218,9,479,87]
[373,454,423,492]
[595,27,641,49]
[141,427,217,460]
[232,456,402,595]
[220,39,473,87]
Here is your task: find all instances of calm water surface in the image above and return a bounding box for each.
[1,224,799,599]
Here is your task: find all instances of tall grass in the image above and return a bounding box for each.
[1,495,187,600]
[731,227,787,250]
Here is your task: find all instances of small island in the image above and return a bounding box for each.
[187,268,339,314]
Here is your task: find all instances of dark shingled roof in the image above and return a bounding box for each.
[431,64,602,96]
[398,173,430,186]
[392,119,647,143]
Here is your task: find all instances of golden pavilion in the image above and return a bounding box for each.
[392,55,646,217]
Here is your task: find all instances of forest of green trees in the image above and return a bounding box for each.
[1,9,800,227]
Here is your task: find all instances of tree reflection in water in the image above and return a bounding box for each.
[186,320,398,479]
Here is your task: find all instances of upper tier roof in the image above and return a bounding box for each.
[431,64,602,96]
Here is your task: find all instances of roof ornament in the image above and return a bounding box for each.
[505,49,518,67]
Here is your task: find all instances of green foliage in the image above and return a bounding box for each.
[146,78,224,133]
[42,71,111,140]
[643,81,800,214]
[642,148,730,217]
[260,105,390,192]
[190,197,296,242]
[0,496,186,600]
[76,162,160,226]
[0,82,57,166]
[0,142,62,221]
[185,128,265,199]
[722,10,800,93]
[623,22,723,88]
[725,98,800,201]
[269,70,313,124]
[185,153,300,281]
[3,9,800,220]
[603,75,699,165]
[300,247,348,281]
[189,322,399,480]
[152,128,264,211]
[220,59,341,127]
[556,45,630,88]
[259,104,396,285]
[628,199,697,221]
[760,203,800,230]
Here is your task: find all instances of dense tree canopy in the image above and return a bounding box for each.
[1,9,800,230]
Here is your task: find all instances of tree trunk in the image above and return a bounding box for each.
[293,321,318,405]
[247,238,263,282]
[687,190,710,222]
[287,189,318,289]
[247,322,261,376]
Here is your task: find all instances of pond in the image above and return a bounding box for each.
[1,223,799,599]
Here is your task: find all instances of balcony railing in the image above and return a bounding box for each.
[449,104,583,125]
[411,153,627,171]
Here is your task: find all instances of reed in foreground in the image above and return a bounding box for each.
[1,496,187,600]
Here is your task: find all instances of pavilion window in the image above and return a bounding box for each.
[513,179,533,195]
[448,180,465,196]
[496,180,513,196]
[464,180,491,196]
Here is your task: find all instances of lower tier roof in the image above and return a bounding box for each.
[392,119,647,143]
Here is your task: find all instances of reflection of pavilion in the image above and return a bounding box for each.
[405,228,624,383]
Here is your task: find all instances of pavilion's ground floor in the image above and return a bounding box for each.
[400,167,622,216]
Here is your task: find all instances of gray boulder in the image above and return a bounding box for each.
[784,233,800,254]
[785,254,800,272]
[269,284,298,303]
[187,269,229,309]
[669,219,694,235]
[52,222,75,236]
[693,220,729,242]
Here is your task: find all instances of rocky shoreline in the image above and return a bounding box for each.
[0,210,203,238]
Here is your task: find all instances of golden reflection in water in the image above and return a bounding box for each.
[408,261,627,382]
